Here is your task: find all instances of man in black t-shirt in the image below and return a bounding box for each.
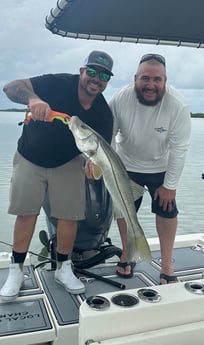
[0,51,114,301]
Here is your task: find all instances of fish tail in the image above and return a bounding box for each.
[137,235,152,262]
[127,233,152,262]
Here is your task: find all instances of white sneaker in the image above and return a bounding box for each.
[55,260,85,294]
[0,263,24,302]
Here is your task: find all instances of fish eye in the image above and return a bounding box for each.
[89,150,95,156]
[80,124,87,129]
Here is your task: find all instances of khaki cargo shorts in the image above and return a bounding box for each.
[8,151,86,220]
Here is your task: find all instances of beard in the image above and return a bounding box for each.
[135,87,165,106]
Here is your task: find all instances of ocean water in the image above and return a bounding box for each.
[0,112,204,257]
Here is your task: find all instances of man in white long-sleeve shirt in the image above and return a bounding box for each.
[110,53,191,284]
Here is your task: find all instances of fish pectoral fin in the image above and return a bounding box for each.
[92,164,103,180]
[129,179,146,201]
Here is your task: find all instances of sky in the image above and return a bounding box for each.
[1,0,204,112]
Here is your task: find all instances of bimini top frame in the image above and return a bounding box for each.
[46,0,204,48]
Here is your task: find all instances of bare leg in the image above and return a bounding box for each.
[116,218,132,276]
[56,219,77,254]
[13,215,37,252]
[156,215,177,284]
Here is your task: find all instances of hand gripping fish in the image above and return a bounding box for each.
[68,116,152,262]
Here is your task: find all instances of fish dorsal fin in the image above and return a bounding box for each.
[129,179,146,201]
[92,164,103,180]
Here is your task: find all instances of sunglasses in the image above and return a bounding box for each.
[139,54,166,66]
[85,66,111,82]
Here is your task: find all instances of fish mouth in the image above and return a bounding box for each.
[67,118,74,131]
[68,116,92,139]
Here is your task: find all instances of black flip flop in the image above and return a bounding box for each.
[116,261,136,279]
[160,273,178,284]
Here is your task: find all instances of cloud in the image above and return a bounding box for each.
[1,0,204,112]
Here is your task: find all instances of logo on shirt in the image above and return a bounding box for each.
[154,126,167,133]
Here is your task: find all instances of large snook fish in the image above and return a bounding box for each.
[68,116,152,262]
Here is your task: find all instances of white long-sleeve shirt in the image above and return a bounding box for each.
[109,84,191,189]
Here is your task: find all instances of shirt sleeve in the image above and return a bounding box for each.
[163,104,191,189]
[109,93,120,149]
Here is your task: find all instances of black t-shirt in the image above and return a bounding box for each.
[17,74,113,167]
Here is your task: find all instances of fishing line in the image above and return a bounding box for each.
[0,240,126,289]
[0,240,54,263]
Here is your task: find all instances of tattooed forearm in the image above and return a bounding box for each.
[3,80,39,105]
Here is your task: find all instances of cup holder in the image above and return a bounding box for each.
[138,288,161,303]
[111,293,139,307]
[86,296,110,311]
[184,281,204,295]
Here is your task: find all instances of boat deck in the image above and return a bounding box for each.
[0,233,204,345]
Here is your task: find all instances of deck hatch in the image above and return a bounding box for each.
[0,298,52,336]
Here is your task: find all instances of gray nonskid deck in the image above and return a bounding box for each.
[0,243,203,344]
